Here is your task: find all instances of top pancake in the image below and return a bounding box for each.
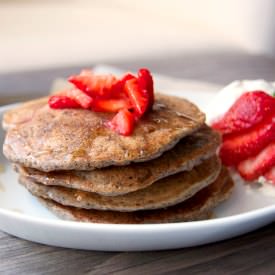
[3,94,205,172]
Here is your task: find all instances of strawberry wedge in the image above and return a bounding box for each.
[64,89,93,109]
[107,109,135,136]
[48,96,80,109]
[69,70,118,98]
[212,91,275,135]
[124,78,149,118]
[92,99,131,113]
[219,115,275,166]
[237,142,275,181]
[138,68,154,109]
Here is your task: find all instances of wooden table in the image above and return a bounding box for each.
[1,50,275,274]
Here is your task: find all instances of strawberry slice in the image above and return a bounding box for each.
[107,109,135,136]
[138,68,154,108]
[111,73,136,99]
[212,91,275,135]
[92,99,131,113]
[63,89,93,109]
[68,70,118,98]
[119,73,135,88]
[237,142,275,181]
[121,73,135,83]
[264,167,275,184]
[219,115,275,166]
[124,78,149,118]
[68,69,91,92]
[48,96,80,109]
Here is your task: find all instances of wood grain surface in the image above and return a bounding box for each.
[0,50,275,274]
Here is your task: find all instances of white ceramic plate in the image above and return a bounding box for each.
[0,91,275,252]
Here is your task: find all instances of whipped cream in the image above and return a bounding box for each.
[206,79,275,124]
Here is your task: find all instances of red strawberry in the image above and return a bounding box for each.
[48,96,80,109]
[212,91,275,135]
[124,78,149,118]
[111,73,136,99]
[92,98,131,113]
[68,70,118,98]
[63,89,93,109]
[264,167,275,184]
[118,73,135,88]
[107,109,135,136]
[219,115,275,166]
[138,68,154,108]
[237,142,275,181]
[68,69,91,92]
[51,68,155,136]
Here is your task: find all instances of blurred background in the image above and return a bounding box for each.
[0,0,275,100]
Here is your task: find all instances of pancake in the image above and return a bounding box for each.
[2,97,48,131]
[15,126,220,195]
[37,167,234,224]
[19,157,221,211]
[3,94,205,172]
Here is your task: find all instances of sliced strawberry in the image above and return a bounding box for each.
[138,68,154,108]
[237,142,275,181]
[264,167,275,184]
[63,89,93,109]
[111,73,136,99]
[121,73,135,82]
[68,69,91,92]
[92,99,131,113]
[124,78,149,118]
[107,109,135,136]
[68,70,118,98]
[51,68,155,136]
[219,115,275,166]
[212,91,275,135]
[48,96,80,109]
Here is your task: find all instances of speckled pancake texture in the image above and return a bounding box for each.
[37,168,234,224]
[19,157,221,212]
[3,94,205,172]
[15,126,220,195]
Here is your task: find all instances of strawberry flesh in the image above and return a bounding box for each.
[219,115,275,166]
[107,109,135,136]
[212,91,275,135]
[63,89,93,109]
[111,73,136,99]
[92,99,131,113]
[69,70,118,99]
[138,68,154,109]
[237,142,275,181]
[48,96,80,109]
[124,78,149,118]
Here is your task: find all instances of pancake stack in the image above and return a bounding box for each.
[2,94,234,224]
